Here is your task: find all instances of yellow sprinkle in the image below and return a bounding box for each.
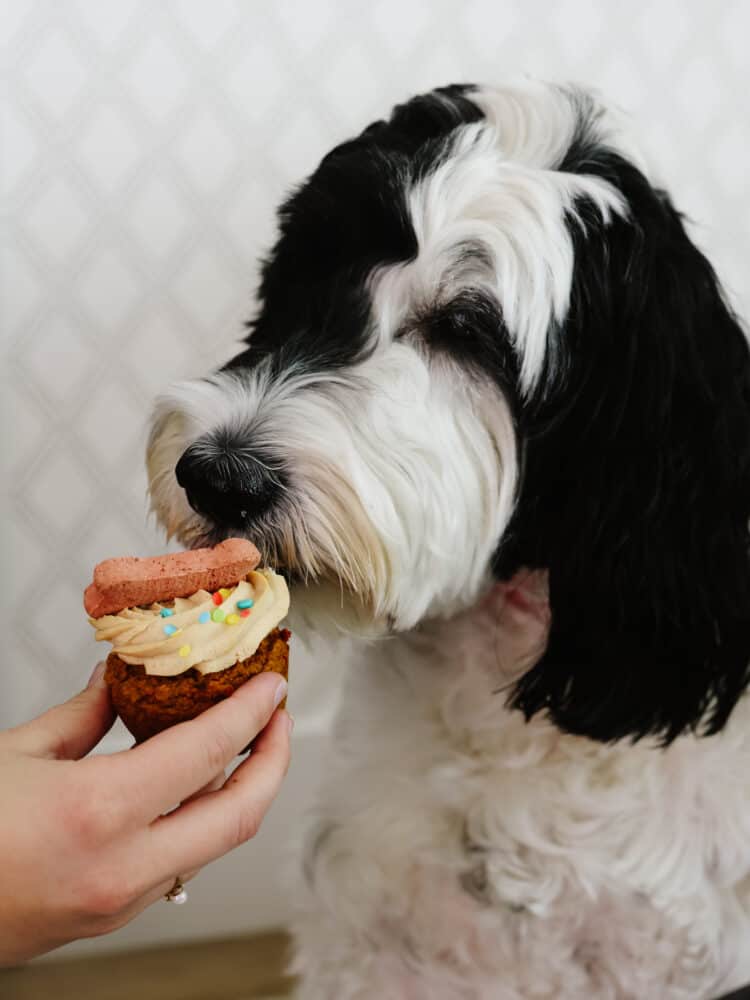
[179,644,191,657]
[219,587,233,599]
[225,613,240,625]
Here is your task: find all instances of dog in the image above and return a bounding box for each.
[146,81,750,999]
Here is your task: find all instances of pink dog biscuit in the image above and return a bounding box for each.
[84,538,261,617]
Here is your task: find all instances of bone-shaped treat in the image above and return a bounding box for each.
[84,538,261,617]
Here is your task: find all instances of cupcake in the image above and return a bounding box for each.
[85,539,290,742]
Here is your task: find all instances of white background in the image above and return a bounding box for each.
[2,0,749,958]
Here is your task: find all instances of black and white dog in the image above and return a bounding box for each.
[147,81,750,999]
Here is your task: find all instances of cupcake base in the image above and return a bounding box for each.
[105,627,290,743]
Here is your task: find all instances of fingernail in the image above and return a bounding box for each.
[273,678,288,710]
[87,661,106,689]
[286,712,295,734]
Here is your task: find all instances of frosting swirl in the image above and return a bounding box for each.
[90,568,289,676]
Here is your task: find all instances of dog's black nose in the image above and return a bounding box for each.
[175,440,280,527]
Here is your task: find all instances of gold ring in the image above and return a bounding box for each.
[165,877,188,904]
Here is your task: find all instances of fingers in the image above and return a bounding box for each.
[8,663,115,760]
[107,672,288,823]
[147,709,292,875]
[181,770,225,806]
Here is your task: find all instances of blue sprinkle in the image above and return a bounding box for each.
[163,623,177,636]
[199,611,211,624]
[160,608,174,618]
[237,599,254,610]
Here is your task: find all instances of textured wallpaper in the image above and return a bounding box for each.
[2,0,749,737]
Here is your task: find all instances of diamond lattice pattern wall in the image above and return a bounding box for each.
[2,0,749,739]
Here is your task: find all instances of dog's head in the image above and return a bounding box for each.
[148,81,750,744]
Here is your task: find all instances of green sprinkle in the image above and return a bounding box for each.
[211,608,226,623]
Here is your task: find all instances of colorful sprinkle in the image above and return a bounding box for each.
[163,623,178,636]
[240,609,251,618]
[160,608,174,618]
[225,613,240,625]
[211,608,226,623]
[198,611,211,624]
[212,592,223,606]
[178,644,191,657]
[237,598,254,610]
[219,587,233,599]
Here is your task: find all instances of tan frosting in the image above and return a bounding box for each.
[89,568,289,676]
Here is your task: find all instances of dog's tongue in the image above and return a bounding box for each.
[503,585,546,620]
[485,569,550,625]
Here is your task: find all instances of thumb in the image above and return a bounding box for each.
[11,662,116,760]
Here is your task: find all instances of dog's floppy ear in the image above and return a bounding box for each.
[500,151,750,743]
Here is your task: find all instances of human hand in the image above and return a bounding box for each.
[0,663,292,966]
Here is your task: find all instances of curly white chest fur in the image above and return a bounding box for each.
[291,585,750,1000]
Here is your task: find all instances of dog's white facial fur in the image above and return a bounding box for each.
[149,349,516,633]
[147,81,625,634]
